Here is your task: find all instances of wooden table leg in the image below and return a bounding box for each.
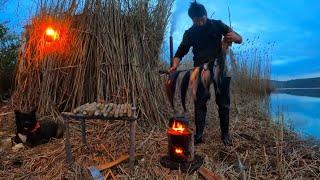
[81,117,87,145]
[64,118,74,165]
[129,120,137,171]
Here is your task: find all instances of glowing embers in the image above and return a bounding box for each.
[174,147,184,155]
[45,27,60,42]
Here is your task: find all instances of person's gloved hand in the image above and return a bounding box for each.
[167,57,180,73]
[224,31,242,44]
[168,66,177,73]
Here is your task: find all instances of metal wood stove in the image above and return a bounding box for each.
[160,117,203,173]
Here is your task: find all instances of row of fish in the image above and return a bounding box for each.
[165,62,214,112]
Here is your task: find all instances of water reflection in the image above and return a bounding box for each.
[271,92,320,139]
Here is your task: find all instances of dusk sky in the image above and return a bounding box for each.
[1,0,320,81]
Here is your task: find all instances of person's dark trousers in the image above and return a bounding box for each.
[194,64,231,144]
[213,76,231,138]
[194,77,210,141]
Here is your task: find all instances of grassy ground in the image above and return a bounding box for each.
[0,91,319,179]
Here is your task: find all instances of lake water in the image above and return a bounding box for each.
[270,88,320,139]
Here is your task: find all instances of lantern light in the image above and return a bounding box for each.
[45,27,59,42]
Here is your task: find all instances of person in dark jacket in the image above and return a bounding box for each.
[168,2,242,146]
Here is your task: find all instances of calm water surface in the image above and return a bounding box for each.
[271,89,320,139]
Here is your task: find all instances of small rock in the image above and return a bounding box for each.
[12,143,25,152]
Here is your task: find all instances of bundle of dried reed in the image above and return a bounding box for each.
[12,0,173,126]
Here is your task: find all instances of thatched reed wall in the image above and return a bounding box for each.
[12,0,173,125]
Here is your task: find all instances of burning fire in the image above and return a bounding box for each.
[45,27,59,42]
[175,147,184,155]
[172,121,186,132]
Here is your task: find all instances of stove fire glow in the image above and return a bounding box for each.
[172,121,186,132]
[175,147,184,155]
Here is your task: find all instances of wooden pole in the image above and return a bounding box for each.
[129,119,137,172]
[64,118,74,165]
[81,117,87,145]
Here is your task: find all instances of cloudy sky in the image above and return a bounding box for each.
[1,0,320,81]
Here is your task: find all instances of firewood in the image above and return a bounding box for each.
[94,110,101,116]
[106,103,114,115]
[127,104,132,117]
[102,103,109,117]
[0,112,13,117]
[114,104,121,118]
[73,102,89,114]
[109,104,117,117]
[96,103,104,110]
[89,102,98,116]
[95,154,142,171]
[100,104,107,115]
[105,170,118,180]
[119,104,125,117]
[123,103,128,115]
[198,167,221,180]
[107,103,113,112]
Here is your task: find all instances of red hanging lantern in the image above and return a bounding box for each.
[45,27,59,42]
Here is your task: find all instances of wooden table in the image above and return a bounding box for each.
[61,112,138,170]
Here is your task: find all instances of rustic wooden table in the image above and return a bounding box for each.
[61,112,138,171]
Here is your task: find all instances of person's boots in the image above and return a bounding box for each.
[219,106,232,146]
[194,106,207,145]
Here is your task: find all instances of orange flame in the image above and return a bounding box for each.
[172,121,185,132]
[45,27,59,42]
[175,147,184,155]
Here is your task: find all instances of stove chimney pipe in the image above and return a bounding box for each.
[170,36,173,67]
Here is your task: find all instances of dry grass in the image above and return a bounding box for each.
[1,93,319,179]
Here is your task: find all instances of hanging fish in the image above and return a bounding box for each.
[214,60,221,94]
[180,71,190,112]
[164,71,181,109]
[214,40,230,94]
[189,67,200,101]
[201,63,211,93]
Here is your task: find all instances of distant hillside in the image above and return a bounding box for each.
[271,77,320,88]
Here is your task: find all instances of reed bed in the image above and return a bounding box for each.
[231,37,274,97]
[12,0,173,126]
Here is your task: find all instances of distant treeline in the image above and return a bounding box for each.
[272,77,320,88]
